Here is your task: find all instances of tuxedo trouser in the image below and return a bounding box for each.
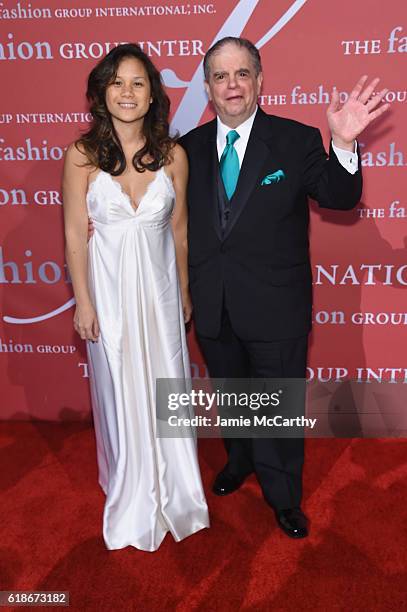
[197,309,308,510]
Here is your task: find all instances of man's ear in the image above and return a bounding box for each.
[257,72,263,95]
[204,80,212,101]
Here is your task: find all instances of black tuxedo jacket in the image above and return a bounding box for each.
[179,108,362,341]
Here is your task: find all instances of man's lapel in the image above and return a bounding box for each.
[210,140,223,241]
[222,109,273,241]
[200,119,222,240]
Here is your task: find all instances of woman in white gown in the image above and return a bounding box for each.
[62,44,209,551]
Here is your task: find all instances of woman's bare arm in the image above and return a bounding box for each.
[169,144,192,324]
[62,143,99,341]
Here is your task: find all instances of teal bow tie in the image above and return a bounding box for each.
[220,130,240,200]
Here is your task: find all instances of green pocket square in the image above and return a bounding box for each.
[261,170,286,185]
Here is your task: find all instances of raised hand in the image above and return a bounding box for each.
[327,76,390,150]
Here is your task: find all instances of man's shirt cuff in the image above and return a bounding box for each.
[331,140,358,175]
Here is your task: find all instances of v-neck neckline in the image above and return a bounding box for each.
[88,167,165,212]
[107,168,164,211]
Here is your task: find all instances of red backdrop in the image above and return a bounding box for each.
[0,0,406,420]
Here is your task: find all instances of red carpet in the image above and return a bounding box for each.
[1,423,406,611]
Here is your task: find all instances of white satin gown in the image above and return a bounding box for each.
[86,166,209,551]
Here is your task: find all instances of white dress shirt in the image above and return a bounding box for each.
[216,106,358,174]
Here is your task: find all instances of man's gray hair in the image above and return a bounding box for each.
[203,37,262,80]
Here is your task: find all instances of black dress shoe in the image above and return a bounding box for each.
[275,507,309,538]
[212,470,246,496]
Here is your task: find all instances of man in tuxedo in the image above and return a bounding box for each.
[179,37,388,538]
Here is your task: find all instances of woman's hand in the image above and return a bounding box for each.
[74,303,100,341]
[181,289,193,324]
[88,217,95,242]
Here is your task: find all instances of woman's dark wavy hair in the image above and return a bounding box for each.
[77,43,174,175]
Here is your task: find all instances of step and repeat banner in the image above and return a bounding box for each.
[0,0,405,420]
